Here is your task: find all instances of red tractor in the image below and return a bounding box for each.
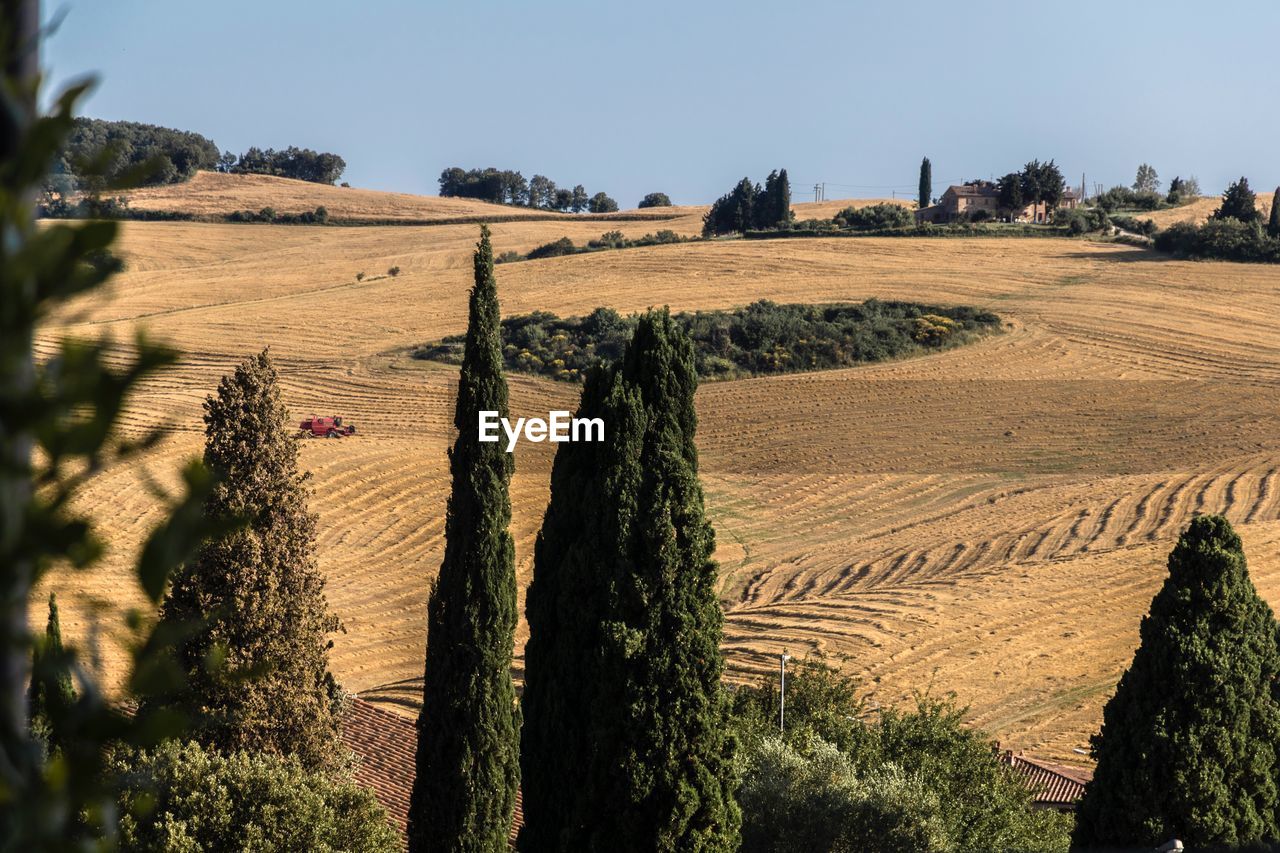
[298,415,357,439]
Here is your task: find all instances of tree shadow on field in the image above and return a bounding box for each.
[1060,247,1178,263]
[357,663,527,715]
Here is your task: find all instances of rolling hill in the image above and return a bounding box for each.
[36,188,1280,766]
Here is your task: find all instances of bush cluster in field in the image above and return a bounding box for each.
[496,229,690,263]
[416,299,1002,383]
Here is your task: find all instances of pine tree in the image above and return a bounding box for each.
[408,225,519,853]
[520,311,739,852]
[151,350,341,770]
[1073,516,1280,849]
[1213,176,1260,223]
[918,157,932,209]
[27,593,75,748]
[1268,187,1280,238]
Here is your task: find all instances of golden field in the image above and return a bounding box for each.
[37,177,1280,767]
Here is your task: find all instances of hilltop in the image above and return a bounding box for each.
[113,170,909,228]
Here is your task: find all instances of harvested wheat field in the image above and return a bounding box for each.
[37,209,1280,767]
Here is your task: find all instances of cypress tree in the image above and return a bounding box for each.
[520,366,624,851]
[1073,515,1280,849]
[408,225,519,853]
[918,156,932,209]
[152,349,341,770]
[1268,187,1280,238]
[27,593,75,747]
[520,311,739,852]
[773,168,792,226]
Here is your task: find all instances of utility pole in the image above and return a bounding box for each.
[779,653,791,733]
[821,182,826,203]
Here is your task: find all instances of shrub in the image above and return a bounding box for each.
[732,660,1071,853]
[638,192,672,208]
[355,272,365,281]
[1153,218,1280,263]
[1055,206,1111,235]
[587,230,627,249]
[1110,214,1157,236]
[387,265,401,277]
[416,299,1003,382]
[111,740,400,852]
[739,736,950,853]
[495,250,522,264]
[525,237,577,260]
[834,202,914,231]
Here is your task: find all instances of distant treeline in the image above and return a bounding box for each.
[496,229,691,263]
[50,117,221,193]
[703,169,793,236]
[217,146,346,185]
[416,299,1002,383]
[48,118,347,199]
[438,167,618,212]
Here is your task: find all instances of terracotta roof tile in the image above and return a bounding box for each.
[999,750,1092,810]
[339,696,524,848]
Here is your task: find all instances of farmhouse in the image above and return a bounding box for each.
[916,181,1081,224]
[338,696,1091,847]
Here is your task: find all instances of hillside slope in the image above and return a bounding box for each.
[38,216,1280,766]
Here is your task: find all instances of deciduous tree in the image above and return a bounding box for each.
[1133,163,1160,194]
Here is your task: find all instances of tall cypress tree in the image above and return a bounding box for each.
[773,168,792,226]
[520,311,739,852]
[918,156,932,209]
[1268,187,1280,238]
[520,366,628,852]
[27,593,75,748]
[1073,516,1280,850]
[408,225,519,853]
[151,350,341,770]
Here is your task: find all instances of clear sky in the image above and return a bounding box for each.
[44,0,1280,207]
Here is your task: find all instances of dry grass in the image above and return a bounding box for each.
[117,171,900,229]
[37,209,1280,765]
[1138,194,1275,229]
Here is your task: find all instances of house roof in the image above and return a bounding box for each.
[946,182,999,197]
[999,750,1092,809]
[339,696,524,847]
